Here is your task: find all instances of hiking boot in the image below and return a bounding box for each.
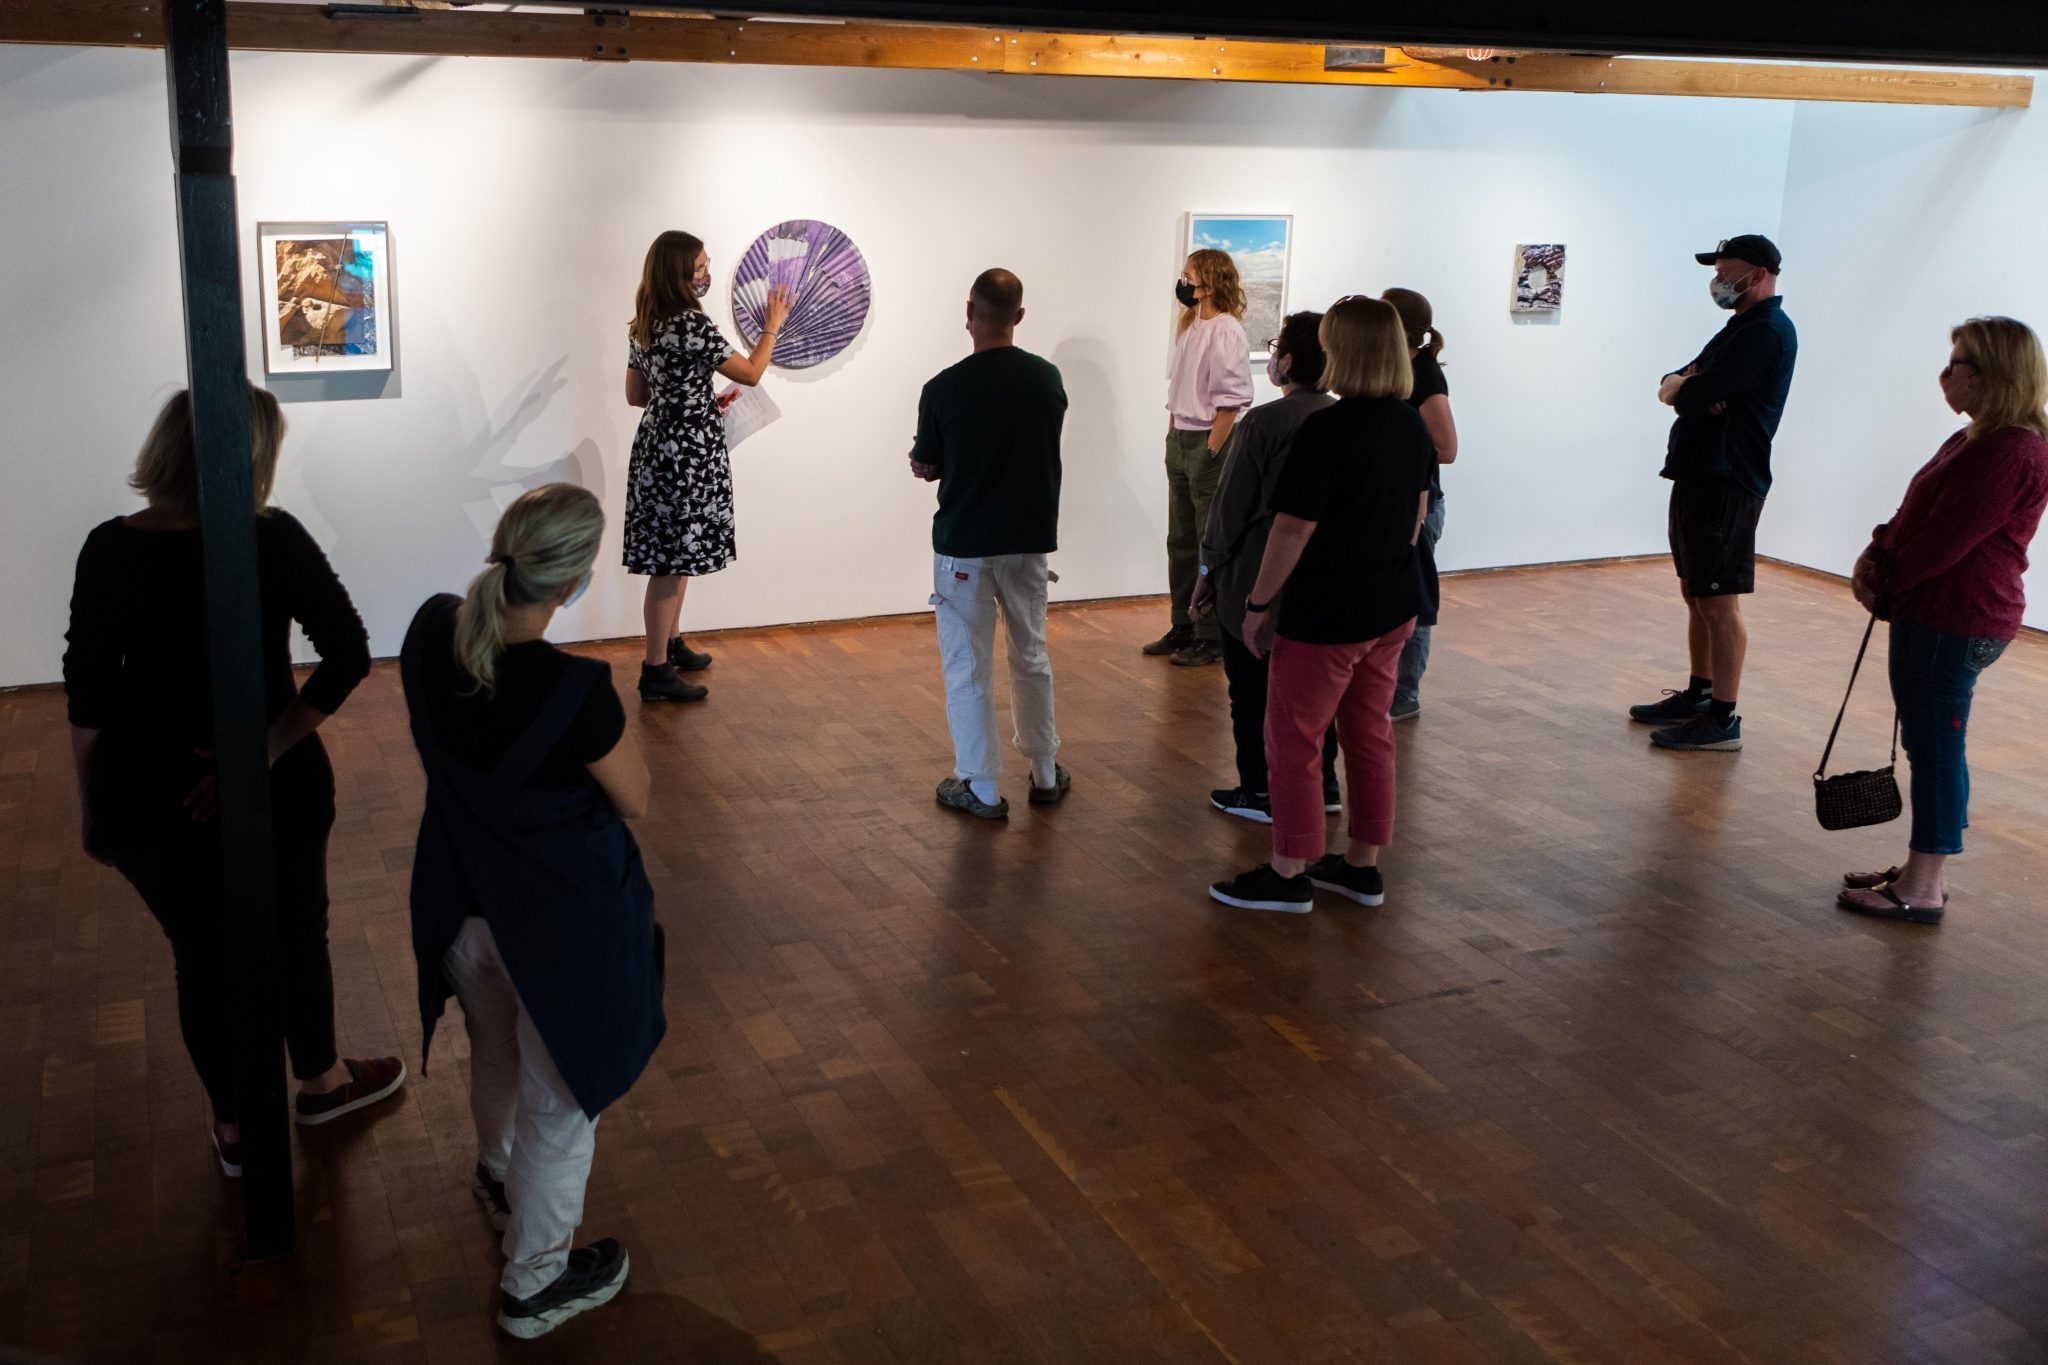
[667,636,713,672]
[1306,855,1386,906]
[497,1239,629,1339]
[1209,787,1272,824]
[1208,864,1313,913]
[1650,712,1742,752]
[294,1056,406,1126]
[1142,625,1193,656]
[639,661,707,703]
[1629,689,1709,724]
[936,777,1009,820]
[1170,640,1223,667]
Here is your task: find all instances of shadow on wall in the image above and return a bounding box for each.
[1050,334,1155,598]
[298,352,600,646]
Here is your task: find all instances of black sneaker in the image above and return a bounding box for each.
[1323,785,1343,815]
[1629,689,1710,724]
[1306,855,1385,906]
[1209,787,1272,823]
[1651,712,1742,751]
[472,1162,510,1232]
[1170,640,1223,667]
[1209,864,1314,913]
[1142,625,1193,656]
[667,636,713,672]
[1389,697,1420,722]
[497,1238,629,1339]
[639,661,707,703]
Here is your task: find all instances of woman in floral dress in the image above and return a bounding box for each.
[624,230,791,702]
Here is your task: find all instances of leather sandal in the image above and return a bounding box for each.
[1836,884,1944,926]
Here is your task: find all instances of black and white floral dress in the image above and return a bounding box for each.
[624,311,737,576]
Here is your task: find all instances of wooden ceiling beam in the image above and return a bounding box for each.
[0,1,2030,108]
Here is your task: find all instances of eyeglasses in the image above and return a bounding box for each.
[1940,360,1978,380]
[1263,337,1282,356]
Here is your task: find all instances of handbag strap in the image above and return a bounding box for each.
[1816,614,1898,779]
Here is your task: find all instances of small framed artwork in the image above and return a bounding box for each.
[1185,213,1293,357]
[1511,243,1565,313]
[257,221,394,374]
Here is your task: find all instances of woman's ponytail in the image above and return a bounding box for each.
[452,484,606,697]
[1379,287,1442,363]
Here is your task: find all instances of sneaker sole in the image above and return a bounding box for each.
[1307,876,1385,906]
[1027,787,1070,805]
[937,796,1009,820]
[497,1253,630,1339]
[1390,709,1420,723]
[1629,709,1708,724]
[294,1061,407,1127]
[1210,797,1274,824]
[1651,737,1742,752]
[1208,887,1313,913]
[472,1181,509,1232]
[639,690,708,703]
[212,1133,242,1179]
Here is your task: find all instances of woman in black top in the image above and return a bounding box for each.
[1210,298,1435,914]
[1382,288,1460,721]
[63,386,405,1180]
[401,483,660,1338]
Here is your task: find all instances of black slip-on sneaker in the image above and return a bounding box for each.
[1650,712,1742,752]
[1209,864,1314,913]
[294,1057,406,1126]
[1306,855,1386,906]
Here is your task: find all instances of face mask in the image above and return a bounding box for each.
[692,269,712,295]
[562,573,591,609]
[1709,269,1754,310]
[1175,280,1199,309]
[1266,354,1291,387]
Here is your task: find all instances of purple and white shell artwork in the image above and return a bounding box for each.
[731,219,872,369]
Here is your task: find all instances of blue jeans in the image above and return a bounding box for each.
[1394,495,1446,705]
[1888,619,2007,855]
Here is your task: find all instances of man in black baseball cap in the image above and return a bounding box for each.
[1629,233,1798,752]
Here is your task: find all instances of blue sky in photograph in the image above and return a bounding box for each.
[1191,216,1289,280]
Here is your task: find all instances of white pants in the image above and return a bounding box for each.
[442,916,598,1300]
[930,553,1060,784]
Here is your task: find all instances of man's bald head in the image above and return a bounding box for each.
[969,269,1025,327]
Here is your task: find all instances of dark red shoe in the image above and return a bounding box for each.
[294,1056,407,1126]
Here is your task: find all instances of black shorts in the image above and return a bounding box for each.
[1668,480,1764,597]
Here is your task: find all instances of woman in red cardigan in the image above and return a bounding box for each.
[1842,316,2048,924]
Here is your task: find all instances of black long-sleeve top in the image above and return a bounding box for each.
[63,510,371,759]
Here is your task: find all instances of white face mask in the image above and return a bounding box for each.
[562,573,591,609]
[1709,269,1755,310]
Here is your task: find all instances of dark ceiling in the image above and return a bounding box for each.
[612,1,2047,67]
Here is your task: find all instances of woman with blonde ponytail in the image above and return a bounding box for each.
[400,483,661,1339]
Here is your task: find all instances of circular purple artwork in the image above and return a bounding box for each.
[731,219,872,369]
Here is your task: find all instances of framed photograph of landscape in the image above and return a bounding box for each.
[257,221,394,375]
[1185,213,1292,357]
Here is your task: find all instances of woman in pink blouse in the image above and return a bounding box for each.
[1144,248,1255,667]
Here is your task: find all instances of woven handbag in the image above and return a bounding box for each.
[1813,615,1902,831]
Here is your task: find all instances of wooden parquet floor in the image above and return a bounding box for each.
[3,559,2047,1365]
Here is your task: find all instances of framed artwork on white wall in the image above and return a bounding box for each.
[1185,213,1292,356]
[1511,243,1566,313]
[256,221,394,374]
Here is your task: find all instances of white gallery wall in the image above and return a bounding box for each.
[1,45,1814,684]
[1767,97,2048,629]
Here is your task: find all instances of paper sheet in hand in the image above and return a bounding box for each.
[721,385,782,450]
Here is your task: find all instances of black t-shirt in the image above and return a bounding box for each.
[911,346,1067,557]
[1407,351,1450,498]
[403,595,625,790]
[1268,396,1435,644]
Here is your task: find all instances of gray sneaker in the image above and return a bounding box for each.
[936,777,1009,820]
[1651,712,1742,751]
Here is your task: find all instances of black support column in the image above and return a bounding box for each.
[161,0,294,1258]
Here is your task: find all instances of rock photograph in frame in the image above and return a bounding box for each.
[1186,213,1292,356]
[1511,242,1566,313]
[257,221,394,374]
